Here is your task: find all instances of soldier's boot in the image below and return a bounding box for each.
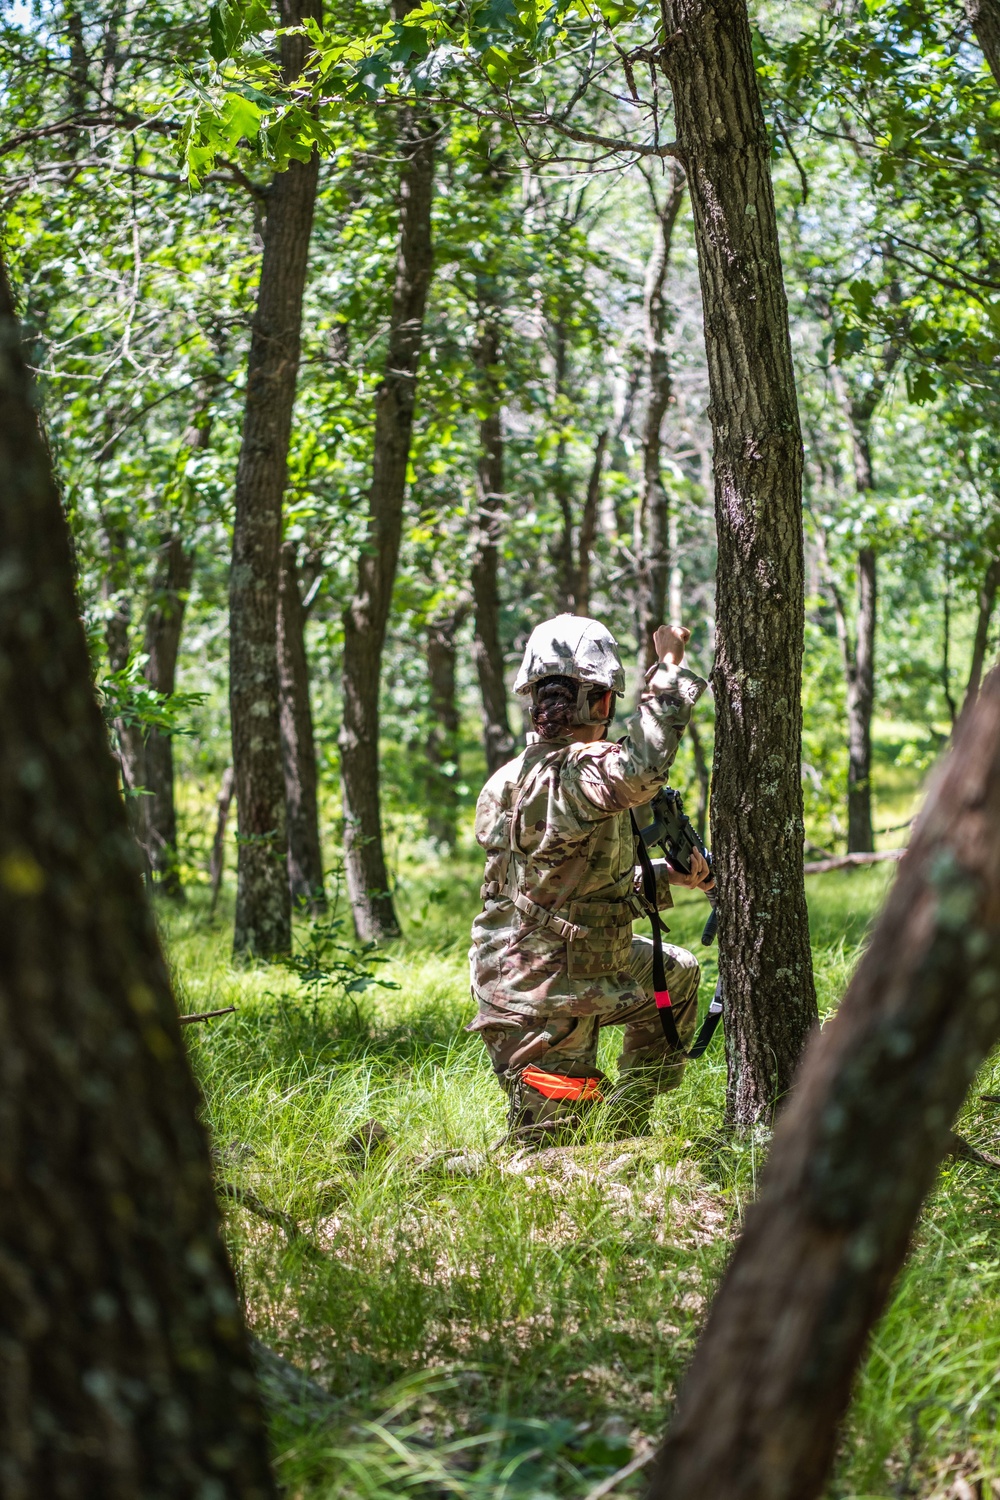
[503,1067,603,1149]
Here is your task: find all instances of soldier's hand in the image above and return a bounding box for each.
[667,848,716,891]
[653,623,691,666]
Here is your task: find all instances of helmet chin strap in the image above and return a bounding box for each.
[575,682,617,728]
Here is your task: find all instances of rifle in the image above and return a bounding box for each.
[631,787,723,1061]
[633,787,718,945]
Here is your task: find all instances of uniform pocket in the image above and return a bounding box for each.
[565,901,633,979]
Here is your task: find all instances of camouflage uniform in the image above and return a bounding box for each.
[468,656,707,1140]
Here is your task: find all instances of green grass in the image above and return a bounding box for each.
[163,852,1000,1500]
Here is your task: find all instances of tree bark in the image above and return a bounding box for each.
[636,162,686,673]
[966,0,1000,87]
[649,666,1000,1500]
[339,84,435,942]
[660,0,817,1129]
[837,378,886,853]
[144,531,194,896]
[425,611,464,849]
[277,539,325,912]
[210,766,236,915]
[471,321,515,775]
[551,318,576,613]
[574,428,608,616]
[960,552,1000,719]
[846,545,876,851]
[0,252,275,1498]
[229,0,321,959]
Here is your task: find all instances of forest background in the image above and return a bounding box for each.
[3,0,1000,1495]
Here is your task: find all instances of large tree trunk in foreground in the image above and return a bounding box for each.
[636,163,686,673]
[144,531,194,896]
[650,666,1000,1500]
[277,540,325,912]
[229,0,320,958]
[0,255,275,1497]
[961,552,1000,719]
[966,0,1000,86]
[471,322,514,775]
[661,0,817,1128]
[425,611,464,849]
[339,92,435,942]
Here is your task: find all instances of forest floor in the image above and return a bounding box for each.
[165,843,1000,1500]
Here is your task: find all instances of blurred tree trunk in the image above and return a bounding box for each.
[660,0,817,1129]
[471,321,514,775]
[574,428,608,616]
[144,531,194,897]
[961,552,1000,719]
[339,77,435,942]
[966,0,1000,86]
[0,251,275,1499]
[277,540,325,912]
[425,609,465,849]
[649,667,1000,1500]
[636,161,686,673]
[229,0,320,959]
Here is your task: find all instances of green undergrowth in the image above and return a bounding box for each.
[163,855,1000,1500]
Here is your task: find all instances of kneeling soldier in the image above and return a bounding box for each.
[468,614,713,1145]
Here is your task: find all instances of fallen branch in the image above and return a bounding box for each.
[218,1180,306,1246]
[803,848,906,876]
[178,1005,236,1027]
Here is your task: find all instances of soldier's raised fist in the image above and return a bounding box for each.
[653,623,691,666]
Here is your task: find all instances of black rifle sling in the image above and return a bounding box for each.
[630,810,723,1061]
[630,810,684,1050]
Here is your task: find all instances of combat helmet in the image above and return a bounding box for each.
[514,613,625,725]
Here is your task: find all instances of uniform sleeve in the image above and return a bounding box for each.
[563,662,708,817]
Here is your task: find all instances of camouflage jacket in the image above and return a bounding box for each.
[469,661,707,1018]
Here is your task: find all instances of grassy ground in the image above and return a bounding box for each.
[164,852,1000,1500]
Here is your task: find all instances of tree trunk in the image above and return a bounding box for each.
[960,552,999,719]
[551,319,576,612]
[0,252,275,1498]
[636,163,686,673]
[229,0,321,959]
[660,0,817,1129]
[966,0,1000,86]
[425,611,464,849]
[339,84,435,942]
[277,540,325,912]
[839,388,882,853]
[574,428,608,616]
[144,531,194,897]
[210,765,236,915]
[649,666,1000,1500]
[471,321,515,775]
[846,545,876,852]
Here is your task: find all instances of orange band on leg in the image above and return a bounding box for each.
[521,1065,603,1102]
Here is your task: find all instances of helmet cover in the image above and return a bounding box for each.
[513,614,626,698]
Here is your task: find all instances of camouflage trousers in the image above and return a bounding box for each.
[469,936,700,1142]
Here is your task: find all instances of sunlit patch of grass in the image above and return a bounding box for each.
[162,855,1000,1499]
